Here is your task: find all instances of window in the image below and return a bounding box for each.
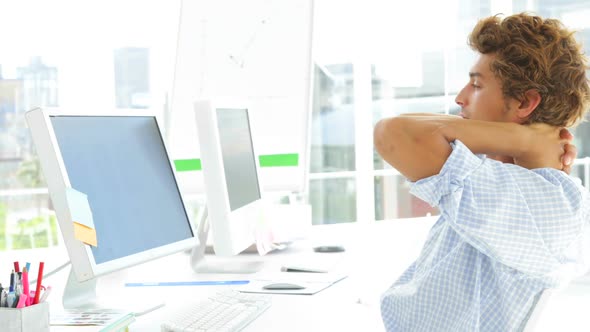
[0,1,181,250]
[310,0,590,224]
[1,1,589,248]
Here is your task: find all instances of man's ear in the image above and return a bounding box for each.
[517,89,541,120]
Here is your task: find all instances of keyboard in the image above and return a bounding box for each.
[161,290,271,332]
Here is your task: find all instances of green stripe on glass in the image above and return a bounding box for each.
[259,154,299,167]
[174,153,299,172]
[174,159,202,171]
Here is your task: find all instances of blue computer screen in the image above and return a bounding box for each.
[50,116,193,264]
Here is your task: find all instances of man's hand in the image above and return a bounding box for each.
[514,124,571,170]
[561,128,577,174]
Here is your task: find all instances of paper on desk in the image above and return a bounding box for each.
[255,203,312,255]
[66,187,97,247]
[238,272,348,295]
[51,308,135,327]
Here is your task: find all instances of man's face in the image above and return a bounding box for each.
[455,54,519,123]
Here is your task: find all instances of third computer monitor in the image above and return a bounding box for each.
[194,100,264,256]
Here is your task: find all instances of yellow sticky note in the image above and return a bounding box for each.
[73,222,98,247]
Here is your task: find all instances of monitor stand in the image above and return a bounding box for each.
[63,268,99,309]
[62,267,165,314]
[190,207,264,274]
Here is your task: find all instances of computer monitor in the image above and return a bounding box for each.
[193,100,263,257]
[25,108,199,308]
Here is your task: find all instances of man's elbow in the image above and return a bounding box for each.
[374,116,452,181]
[374,117,403,161]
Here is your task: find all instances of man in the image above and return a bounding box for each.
[374,13,590,331]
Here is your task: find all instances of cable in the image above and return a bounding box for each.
[133,302,166,317]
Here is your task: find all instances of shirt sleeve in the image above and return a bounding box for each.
[410,140,587,277]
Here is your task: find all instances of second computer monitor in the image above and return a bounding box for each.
[194,100,263,256]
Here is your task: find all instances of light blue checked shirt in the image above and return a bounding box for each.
[381,140,590,332]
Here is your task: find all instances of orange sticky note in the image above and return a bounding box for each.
[66,188,97,247]
[73,222,98,247]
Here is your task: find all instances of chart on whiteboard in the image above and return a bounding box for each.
[170,0,314,194]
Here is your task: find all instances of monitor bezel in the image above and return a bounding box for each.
[25,107,199,282]
[194,99,264,256]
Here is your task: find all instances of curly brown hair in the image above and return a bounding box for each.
[468,13,590,127]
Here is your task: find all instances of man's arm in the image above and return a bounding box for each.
[373,114,568,181]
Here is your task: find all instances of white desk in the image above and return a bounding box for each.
[5,216,590,331]
[43,217,434,331]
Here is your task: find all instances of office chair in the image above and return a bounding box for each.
[523,289,554,332]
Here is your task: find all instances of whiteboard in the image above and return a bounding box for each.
[169,0,314,195]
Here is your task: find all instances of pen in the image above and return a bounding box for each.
[15,294,27,308]
[125,280,250,287]
[0,289,6,307]
[16,272,22,295]
[33,262,44,305]
[14,262,19,273]
[25,262,31,272]
[6,292,15,308]
[22,267,29,306]
[15,276,22,297]
[9,270,14,292]
[281,266,328,273]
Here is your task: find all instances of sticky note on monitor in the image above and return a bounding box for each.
[65,187,98,247]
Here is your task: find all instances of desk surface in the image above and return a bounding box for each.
[4,217,590,331]
[51,217,436,331]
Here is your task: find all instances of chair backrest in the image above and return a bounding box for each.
[523,289,554,332]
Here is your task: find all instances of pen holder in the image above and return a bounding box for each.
[0,301,50,332]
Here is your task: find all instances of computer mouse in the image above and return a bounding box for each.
[262,282,306,290]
